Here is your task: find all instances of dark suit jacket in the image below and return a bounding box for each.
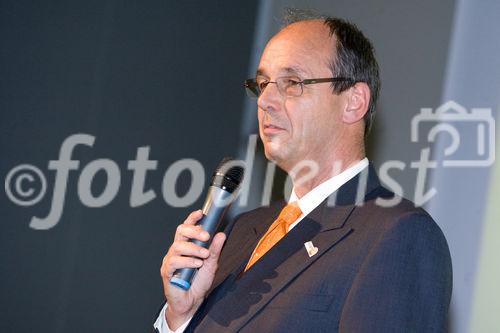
[156,165,452,332]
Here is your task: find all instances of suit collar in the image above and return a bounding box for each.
[319,162,380,230]
[252,163,380,233]
[235,163,381,278]
[217,163,381,280]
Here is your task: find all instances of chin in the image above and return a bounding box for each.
[263,144,286,166]
[263,144,278,161]
[263,148,277,162]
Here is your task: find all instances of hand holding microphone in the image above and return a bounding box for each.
[159,158,244,329]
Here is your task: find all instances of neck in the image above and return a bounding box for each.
[290,151,365,198]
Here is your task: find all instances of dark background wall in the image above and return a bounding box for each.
[0,1,257,332]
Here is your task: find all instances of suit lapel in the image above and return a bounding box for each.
[204,198,356,331]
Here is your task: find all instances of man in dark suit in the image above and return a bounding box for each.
[154,14,452,332]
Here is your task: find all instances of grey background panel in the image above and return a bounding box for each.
[428,1,500,332]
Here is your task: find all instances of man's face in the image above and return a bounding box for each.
[256,21,346,172]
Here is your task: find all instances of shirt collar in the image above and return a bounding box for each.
[289,158,369,217]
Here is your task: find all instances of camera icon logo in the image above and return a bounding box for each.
[411,100,495,167]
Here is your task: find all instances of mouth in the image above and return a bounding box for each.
[263,123,285,135]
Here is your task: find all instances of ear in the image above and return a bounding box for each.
[342,82,370,124]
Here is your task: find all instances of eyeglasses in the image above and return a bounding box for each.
[244,76,354,98]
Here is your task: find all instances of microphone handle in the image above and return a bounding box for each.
[170,187,233,290]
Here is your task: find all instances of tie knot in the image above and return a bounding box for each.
[278,202,302,229]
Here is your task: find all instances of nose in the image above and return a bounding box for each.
[257,82,281,113]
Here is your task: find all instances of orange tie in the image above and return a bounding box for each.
[243,202,302,272]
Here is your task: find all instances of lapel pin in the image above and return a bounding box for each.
[304,241,318,257]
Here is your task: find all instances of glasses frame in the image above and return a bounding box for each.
[244,77,355,98]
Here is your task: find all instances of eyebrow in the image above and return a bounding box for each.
[283,66,308,76]
[255,66,309,78]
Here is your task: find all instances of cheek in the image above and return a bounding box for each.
[285,98,317,137]
[291,96,340,149]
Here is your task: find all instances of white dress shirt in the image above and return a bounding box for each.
[154,158,369,332]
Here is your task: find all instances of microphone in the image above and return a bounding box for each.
[170,157,245,290]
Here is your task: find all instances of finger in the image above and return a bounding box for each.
[209,232,227,257]
[171,241,210,258]
[162,255,204,278]
[204,232,227,266]
[173,210,203,241]
[174,224,210,242]
[184,210,203,225]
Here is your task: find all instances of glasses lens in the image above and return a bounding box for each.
[244,79,260,98]
[277,77,303,97]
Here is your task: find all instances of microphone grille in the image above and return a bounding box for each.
[212,157,245,193]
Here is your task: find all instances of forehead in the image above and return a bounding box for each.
[257,21,334,77]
